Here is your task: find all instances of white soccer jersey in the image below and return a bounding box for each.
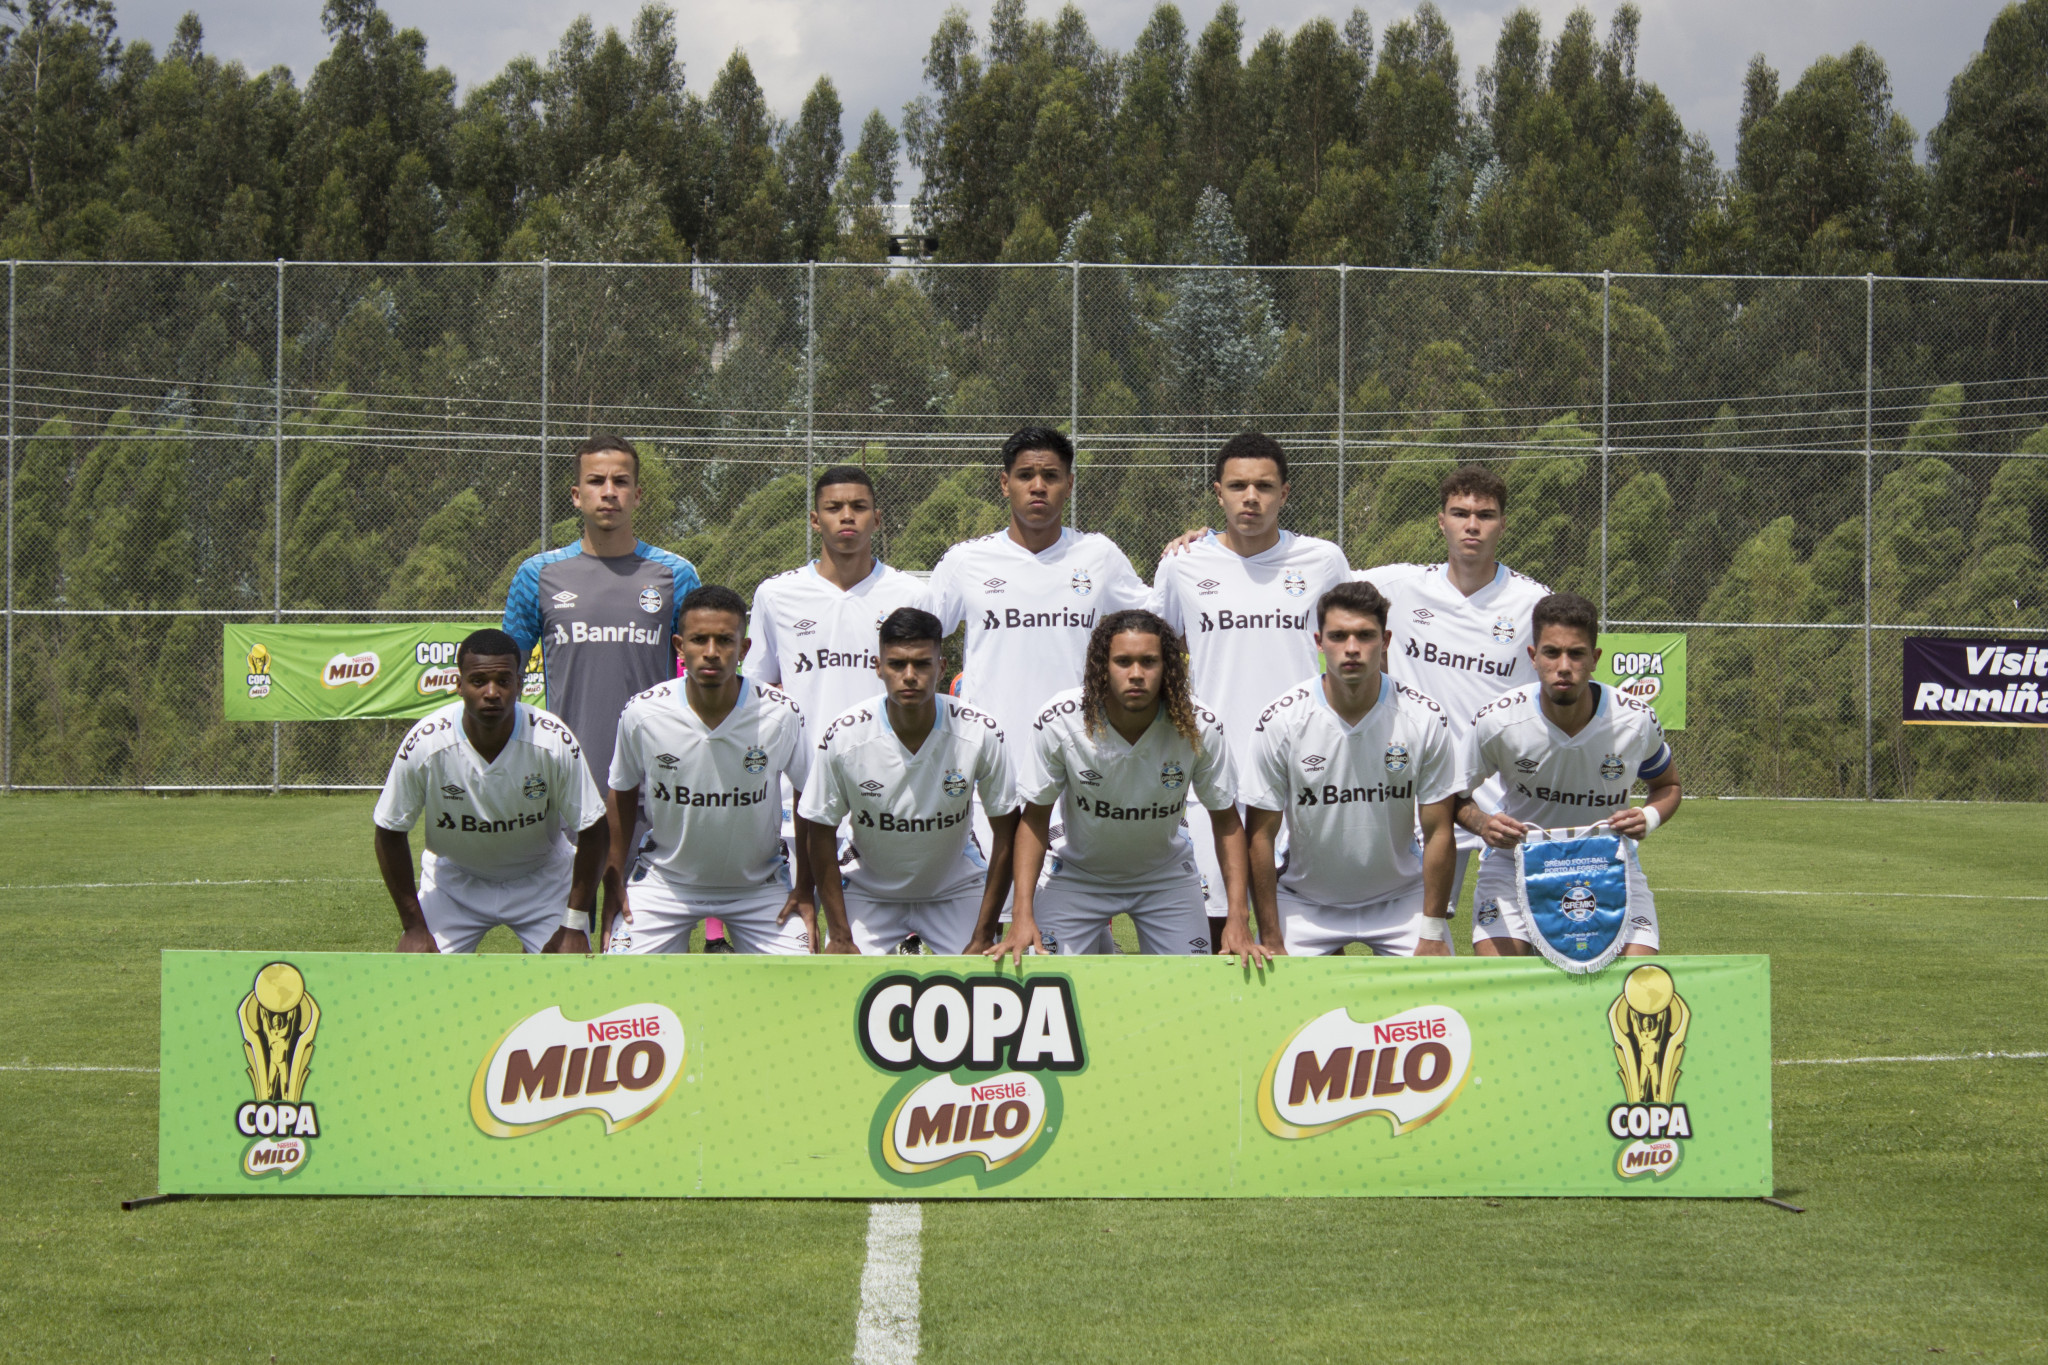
[1147,530,1351,765]
[743,561,929,726]
[1020,687,1237,887]
[609,679,810,893]
[798,696,1018,901]
[373,701,605,881]
[1243,675,1467,906]
[927,528,1150,742]
[1468,682,1673,831]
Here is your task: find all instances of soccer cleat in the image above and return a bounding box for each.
[703,934,735,954]
[891,933,927,956]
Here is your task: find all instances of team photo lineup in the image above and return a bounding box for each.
[375,424,1682,965]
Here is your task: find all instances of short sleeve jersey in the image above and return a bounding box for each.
[743,561,930,724]
[609,679,809,894]
[1147,530,1351,768]
[372,701,605,881]
[503,540,700,789]
[1243,675,1467,906]
[797,697,1018,901]
[1467,682,1674,831]
[1019,688,1236,888]
[927,528,1150,742]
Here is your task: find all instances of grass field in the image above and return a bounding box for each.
[2,794,2044,1363]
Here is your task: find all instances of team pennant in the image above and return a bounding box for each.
[1505,824,1638,974]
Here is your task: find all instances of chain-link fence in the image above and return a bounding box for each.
[5,260,2047,797]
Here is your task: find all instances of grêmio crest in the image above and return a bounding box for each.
[235,962,321,1179]
[857,972,1085,1189]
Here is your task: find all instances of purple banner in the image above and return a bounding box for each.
[1902,638,2048,726]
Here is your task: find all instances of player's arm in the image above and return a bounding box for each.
[602,785,639,946]
[1609,764,1682,839]
[1415,796,1458,957]
[988,803,1053,967]
[1453,730,1527,848]
[1236,805,1286,964]
[543,820,607,954]
[804,816,857,954]
[1215,805,1273,968]
[1160,527,1210,557]
[966,810,1020,955]
[372,824,437,953]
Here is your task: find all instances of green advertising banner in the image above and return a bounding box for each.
[222,624,544,722]
[1595,632,1687,730]
[160,952,1770,1198]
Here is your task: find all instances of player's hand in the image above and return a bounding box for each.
[543,927,591,955]
[987,920,1044,967]
[1160,527,1209,557]
[964,932,997,956]
[1607,806,1650,839]
[1221,919,1280,969]
[1476,812,1529,849]
[821,936,862,956]
[779,893,820,950]
[396,925,439,953]
[1413,931,1453,957]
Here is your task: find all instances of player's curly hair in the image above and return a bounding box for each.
[1081,610,1201,747]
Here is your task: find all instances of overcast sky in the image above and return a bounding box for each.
[115,0,2007,175]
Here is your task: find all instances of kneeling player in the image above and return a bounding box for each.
[991,610,1248,960]
[372,629,607,954]
[1237,582,1465,962]
[1461,592,1683,956]
[801,608,1019,954]
[607,585,817,954]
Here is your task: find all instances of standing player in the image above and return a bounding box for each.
[991,610,1248,961]
[371,629,608,954]
[1460,592,1682,956]
[1234,583,1465,963]
[745,465,930,720]
[801,608,1019,955]
[605,586,817,954]
[1355,465,1549,926]
[1149,431,1351,947]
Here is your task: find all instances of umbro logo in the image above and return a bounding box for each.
[1411,608,1434,622]
[551,590,577,605]
[982,578,1006,592]
[859,779,885,794]
[1077,768,1102,786]
[1514,758,1539,772]
[656,752,679,769]
[1196,578,1220,594]
[794,618,817,634]
[440,783,466,798]
[1301,754,1327,771]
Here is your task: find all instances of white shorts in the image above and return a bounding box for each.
[608,868,810,955]
[1032,871,1209,956]
[418,848,568,955]
[844,888,983,955]
[1187,800,1284,921]
[1278,883,1438,957]
[1470,844,1660,950]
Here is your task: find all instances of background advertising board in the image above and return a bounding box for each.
[162,952,1771,1198]
[1594,632,1687,730]
[222,624,544,722]
[1901,637,2048,727]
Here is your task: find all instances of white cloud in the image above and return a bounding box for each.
[116,0,2011,175]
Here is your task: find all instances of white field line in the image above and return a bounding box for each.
[0,877,377,891]
[852,1202,923,1365]
[1776,1050,2047,1066]
[1665,887,2048,901]
[0,1064,158,1073]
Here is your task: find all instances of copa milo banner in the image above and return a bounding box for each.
[222,624,544,722]
[1901,637,2048,727]
[1594,632,1687,730]
[159,952,1770,1198]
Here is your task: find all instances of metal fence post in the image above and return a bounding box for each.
[1336,264,1347,548]
[272,259,285,793]
[1599,270,1611,631]
[806,260,817,560]
[1864,273,1876,800]
[4,259,14,792]
[540,258,550,549]
[1070,261,1081,529]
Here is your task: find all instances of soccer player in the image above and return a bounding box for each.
[1460,592,1682,957]
[1149,430,1351,946]
[1354,465,1549,927]
[1234,582,1465,963]
[371,629,608,954]
[605,585,816,954]
[504,432,699,795]
[800,608,1019,955]
[745,465,930,721]
[990,610,1247,961]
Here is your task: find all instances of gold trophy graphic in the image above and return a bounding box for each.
[246,642,271,677]
[1609,964,1689,1104]
[238,962,319,1102]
